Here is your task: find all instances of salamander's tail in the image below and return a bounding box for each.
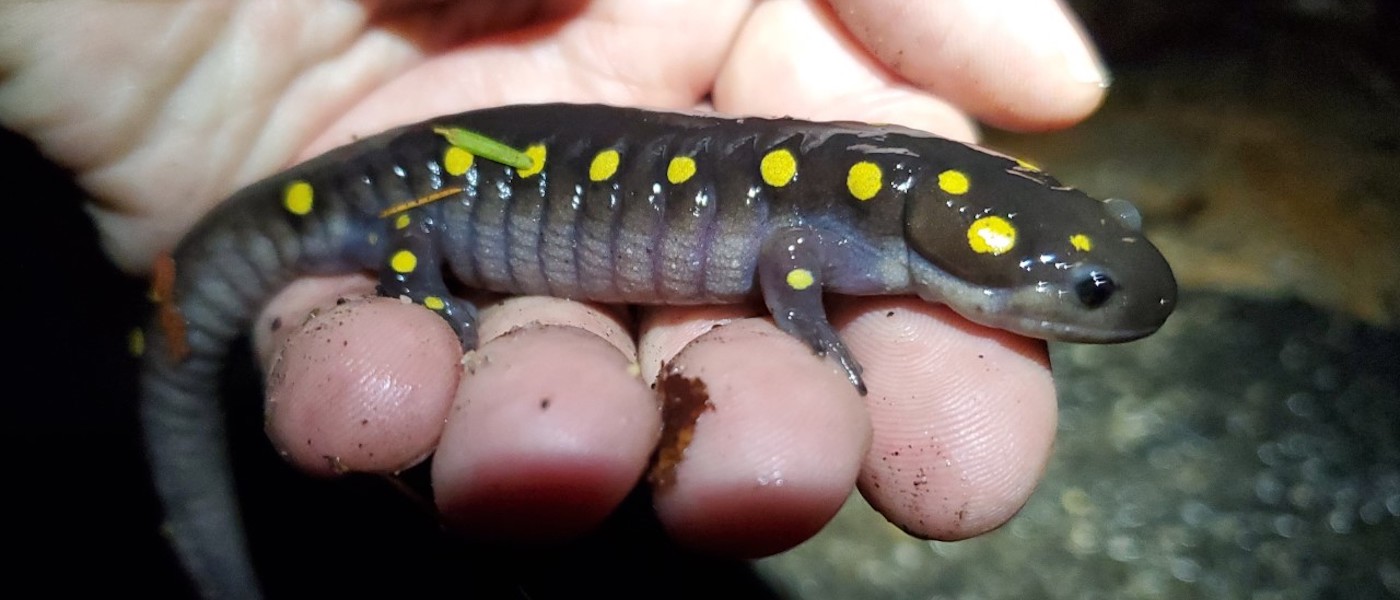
[142,339,262,599]
[139,196,314,599]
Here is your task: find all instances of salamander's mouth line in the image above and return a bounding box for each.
[1012,318,1162,344]
[911,267,1168,344]
[944,305,1164,344]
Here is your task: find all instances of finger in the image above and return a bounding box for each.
[826,0,1108,130]
[832,296,1057,540]
[259,279,662,540]
[638,316,871,557]
[306,0,755,154]
[714,0,978,141]
[712,0,1060,539]
[635,303,761,387]
[258,275,462,476]
[430,297,659,541]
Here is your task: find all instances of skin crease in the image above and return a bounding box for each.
[0,0,1107,562]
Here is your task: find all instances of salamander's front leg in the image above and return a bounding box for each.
[378,206,479,349]
[757,227,867,395]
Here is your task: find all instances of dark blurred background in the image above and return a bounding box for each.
[7,0,1398,597]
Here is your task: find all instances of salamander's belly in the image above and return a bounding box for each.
[431,130,771,304]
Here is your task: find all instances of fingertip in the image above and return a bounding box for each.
[636,304,760,386]
[713,0,979,141]
[253,275,379,364]
[475,295,635,356]
[828,0,1108,130]
[264,295,462,477]
[650,319,870,557]
[431,325,658,541]
[832,297,1056,539]
[660,483,850,558]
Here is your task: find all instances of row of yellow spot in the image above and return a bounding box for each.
[589,150,701,185]
[278,140,1093,282]
[386,248,446,310]
[591,150,699,185]
[967,217,1095,256]
[280,143,980,219]
[588,145,975,205]
[446,139,972,204]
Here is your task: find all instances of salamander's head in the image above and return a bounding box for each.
[903,143,1176,343]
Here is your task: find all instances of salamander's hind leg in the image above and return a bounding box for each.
[377,207,479,349]
[757,227,866,395]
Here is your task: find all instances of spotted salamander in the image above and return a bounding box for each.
[139,103,1176,598]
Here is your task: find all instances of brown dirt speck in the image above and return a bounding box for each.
[647,368,714,491]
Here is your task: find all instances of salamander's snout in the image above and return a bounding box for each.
[904,206,1179,344]
[1053,251,1177,342]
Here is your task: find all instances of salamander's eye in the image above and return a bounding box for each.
[1075,270,1117,308]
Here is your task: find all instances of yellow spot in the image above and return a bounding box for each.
[128,327,145,357]
[786,268,815,291]
[423,296,446,311]
[589,149,620,182]
[1070,234,1093,252]
[283,180,314,215]
[1015,158,1040,171]
[667,156,697,184]
[967,216,1017,255]
[938,169,970,195]
[760,148,797,187]
[394,214,411,230]
[390,249,418,273]
[444,146,474,176]
[517,144,547,178]
[846,161,882,201]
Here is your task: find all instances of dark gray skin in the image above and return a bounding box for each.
[141,103,1177,598]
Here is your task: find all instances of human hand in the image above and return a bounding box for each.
[0,0,1105,560]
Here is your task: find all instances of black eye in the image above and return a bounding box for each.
[1075,271,1116,308]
